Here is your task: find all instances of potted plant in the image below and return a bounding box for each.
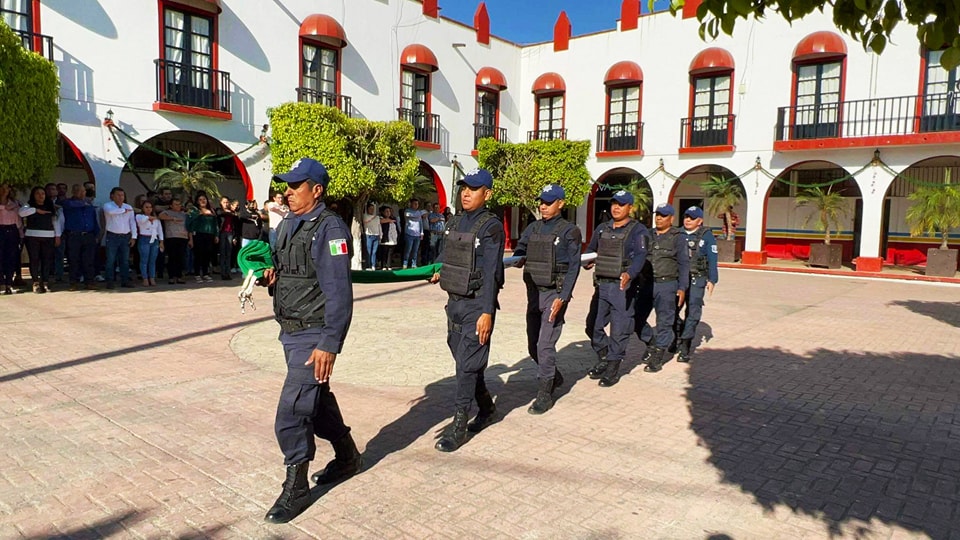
[154,151,226,201]
[904,172,960,277]
[701,175,743,262]
[795,186,849,269]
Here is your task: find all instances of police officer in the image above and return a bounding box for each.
[430,168,505,452]
[259,158,362,524]
[676,206,718,362]
[513,184,582,414]
[635,203,690,373]
[583,190,649,387]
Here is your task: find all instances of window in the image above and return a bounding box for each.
[537,95,564,139]
[690,75,731,146]
[475,89,499,144]
[921,50,960,132]
[1,0,31,33]
[605,85,641,150]
[400,69,431,141]
[161,7,215,109]
[792,61,842,139]
[301,43,338,104]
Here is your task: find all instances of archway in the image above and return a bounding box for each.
[588,167,653,240]
[671,164,744,242]
[763,160,863,263]
[55,133,95,194]
[882,155,960,267]
[119,130,252,206]
[413,160,446,210]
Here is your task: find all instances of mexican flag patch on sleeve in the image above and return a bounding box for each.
[328,238,348,256]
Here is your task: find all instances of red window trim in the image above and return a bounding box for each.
[787,55,847,140]
[299,38,342,99]
[31,0,41,36]
[684,69,734,149]
[534,91,566,138]
[474,87,501,150]
[604,81,643,128]
[399,65,433,116]
[156,0,226,119]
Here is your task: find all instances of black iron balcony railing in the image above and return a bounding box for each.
[527,128,567,142]
[473,123,507,147]
[155,59,231,113]
[14,29,54,61]
[680,114,736,148]
[296,88,352,117]
[397,108,440,145]
[775,93,960,141]
[596,121,644,152]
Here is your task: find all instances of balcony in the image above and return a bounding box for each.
[296,88,352,117]
[774,93,960,151]
[473,123,508,148]
[680,114,736,153]
[397,108,441,148]
[596,122,644,157]
[14,29,53,61]
[527,128,567,142]
[153,59,231,120]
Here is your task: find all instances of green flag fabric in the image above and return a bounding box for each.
[237,240,274,279]
[350,263,442,283]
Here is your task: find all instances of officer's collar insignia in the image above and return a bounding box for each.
[475,238,480,248]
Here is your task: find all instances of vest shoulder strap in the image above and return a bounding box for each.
[469,210,497,237]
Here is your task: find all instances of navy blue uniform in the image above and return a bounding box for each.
[679,226,719,341]
[636,228,690,349]
[514,216,582,380]
[441,208,505,412]
[273,202,354,466]
[584,219,649,363]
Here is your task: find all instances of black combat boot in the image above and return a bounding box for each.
[264,462,311,524]
[552,368,564,392]
[598,359,622,387]
[644,347,667,373]
[587,347,609,379]
[640,341,654,365]
[436,408,469,452]
[467,386,496,433]
[311,432,363,485]
[677,339,693,363]
[527,377,556,414]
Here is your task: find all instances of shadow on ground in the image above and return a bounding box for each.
[688,346,960,538]
[23,510,149,539]
[888,300,960,328]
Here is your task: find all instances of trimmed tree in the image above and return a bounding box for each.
[476,137,592,219]
[268,102,420,269]
[0,22,59,190]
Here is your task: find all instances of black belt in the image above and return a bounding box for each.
[66,230,95,235]
[654,276,678,283]
[278,319,323,334]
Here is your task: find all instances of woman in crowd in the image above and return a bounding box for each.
[217,197,240,280]
[362,203,380,271]
[0,184,22,295]
[378,205,399,270]
[238,199,263,248]
[18,186,61,293]
[159,198,189,284]
[186,193,219,283]
[136,200,164,286]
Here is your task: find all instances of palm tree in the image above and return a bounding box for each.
[623,178,652,220]
[795,186,850,245]
[905,170,960,250]
[153,151,226,201]
[701,175,743,240]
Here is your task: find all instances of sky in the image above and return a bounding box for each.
[440,0,674,45]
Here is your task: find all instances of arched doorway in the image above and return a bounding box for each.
[414,160,446,210]
[119,131,252,206]
[55,133,95,193]
[763,160,863,263]
[587,167,653,240]
[671,164,745,240]
[882,155,960,267]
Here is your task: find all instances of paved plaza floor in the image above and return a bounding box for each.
[1,268,959,539]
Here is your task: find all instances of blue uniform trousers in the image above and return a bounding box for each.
[679,276,707,340]
[446,296,494,411]
[525,279,566,380]
[637,280,679,348]
[588,280,634,362]
[275,334,351,466]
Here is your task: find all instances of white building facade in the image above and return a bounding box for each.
[8,0,960,271]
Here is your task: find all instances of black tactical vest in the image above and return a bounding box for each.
[685,228,709,277]
[524,218,573,288]
[25,209,54,231]
[595,220,639,279]
[440,210,497,296]
[273,209,339,333]
[650,227,681,281]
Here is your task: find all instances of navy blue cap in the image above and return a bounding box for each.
[458,168,493,189]
[610,190,634,205]
[273,158,331,187]
[684,206,704,219]
[538,184,565,203]
[655,203,675,216]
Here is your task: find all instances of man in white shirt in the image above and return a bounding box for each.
[101,187,137,288]
[402,198,424,269]
[265,193,289,248]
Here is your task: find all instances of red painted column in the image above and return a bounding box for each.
[553,11,571,52]
[474,3,490,45]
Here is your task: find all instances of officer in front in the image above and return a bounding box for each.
[513,184,582,414]
[635,203,690,373]
[430,168,505,452]
[259,158,363,524]
[583,190,649,387]
[676,206,719,362]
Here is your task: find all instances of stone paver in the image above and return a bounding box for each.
[0,269,958,539]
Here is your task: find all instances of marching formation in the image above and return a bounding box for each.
[258,159,719,524]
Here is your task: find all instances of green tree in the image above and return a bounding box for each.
[476,137,592,219]
[701,175,744,241]
[618,178,653,220]
[905,171,960,250]
[684,0,960,69]
[795,186,850,245]
[153,151,226,201]
[0,22,59,189]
